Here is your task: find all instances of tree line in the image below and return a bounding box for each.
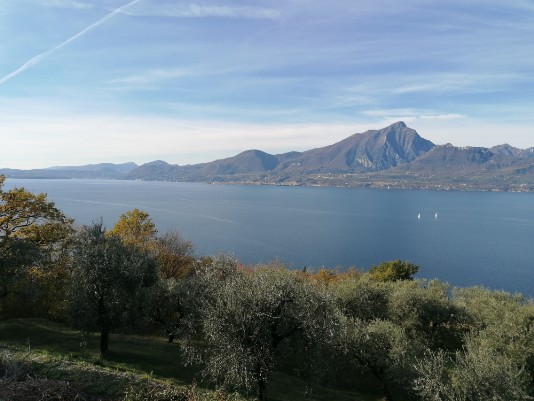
[1,176,533,401]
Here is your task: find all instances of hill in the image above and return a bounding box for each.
[0,162,138,179]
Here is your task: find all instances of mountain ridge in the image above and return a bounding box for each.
[2,122,533,191]
[0,162,138,179]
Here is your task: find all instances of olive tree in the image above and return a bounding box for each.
[414,287,534,401]
[414,338,532,401]
[68,221,157,356]
[333,275,390,321]
[333,276,469,400]
[180,258,339,401]
[145,276,184,343]
[340,317,421,401]
[387,280,469,349]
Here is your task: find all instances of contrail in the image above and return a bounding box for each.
[0,0,143,86]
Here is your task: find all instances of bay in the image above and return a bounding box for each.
[5,179,534,296]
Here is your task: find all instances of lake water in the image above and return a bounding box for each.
[4,179,534,296]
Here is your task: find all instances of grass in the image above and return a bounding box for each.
[0,318,383,401]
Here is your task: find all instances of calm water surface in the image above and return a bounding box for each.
[5,179,534,296]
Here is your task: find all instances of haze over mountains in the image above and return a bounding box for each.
[3,122,534,191]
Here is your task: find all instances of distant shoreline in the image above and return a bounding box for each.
[5,175,534,193]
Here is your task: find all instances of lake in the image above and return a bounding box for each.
[4,179,534,296]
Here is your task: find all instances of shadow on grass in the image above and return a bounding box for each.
[0,318,384,401]
[0,318,199,382]
[103,337,198,385]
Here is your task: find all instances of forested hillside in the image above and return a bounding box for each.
[1,175,533,401]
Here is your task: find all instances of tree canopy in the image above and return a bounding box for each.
[369,260,419,282]
[180,258,339,401]
[0,176,72,316]
[68,221,157,356]
[109,208,157,249]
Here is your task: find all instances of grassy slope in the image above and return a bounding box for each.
[0,319,382,401]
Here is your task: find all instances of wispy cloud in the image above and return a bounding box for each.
[333,70,532,110]
[363,109,465,121]
[419,114,464,121]
[39,0,92,9]
[391,73,529,95]
[0,0,142,86]
[361,109,466,132]
[122,3,282,20]
[109,69,188,86]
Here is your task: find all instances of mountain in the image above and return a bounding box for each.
[272,121,435,172]
[201,121,434,174]
[122,160,188,181]
[122,121,533,190]
[371,143,534,191]
[0,162,138,179]
[2,122,533,191]
[490,144,534,159]
[388,143,534,177]
[125,121,434,179]
[202,150,282,175]
[47,162,138,174]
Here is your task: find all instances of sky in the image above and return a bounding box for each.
[1,0,533,169]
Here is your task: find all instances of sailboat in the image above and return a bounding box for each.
[435,212,438,219]
[417,213,421,219]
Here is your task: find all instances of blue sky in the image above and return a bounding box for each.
[1,0,533,168]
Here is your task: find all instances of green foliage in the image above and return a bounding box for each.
[414,288,534,401]
[340,317,420,401]
[452,286,531,329]
[153,230,196,279]
[387,280,469,349]
[0,176,73,318]
[368,260,419,282]
[109,208,157,249]
[68,222,157,356]
[0,176,71,245]
[145,277,184,342]
[414,345,532,401]
[333,276,390,321]
[181,259,340,401]
[452,287,534,385]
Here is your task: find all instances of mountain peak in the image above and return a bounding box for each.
[389,121,407,129]
[491,144,534,159]
[267,121,435,173]
[147,160,170,166]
